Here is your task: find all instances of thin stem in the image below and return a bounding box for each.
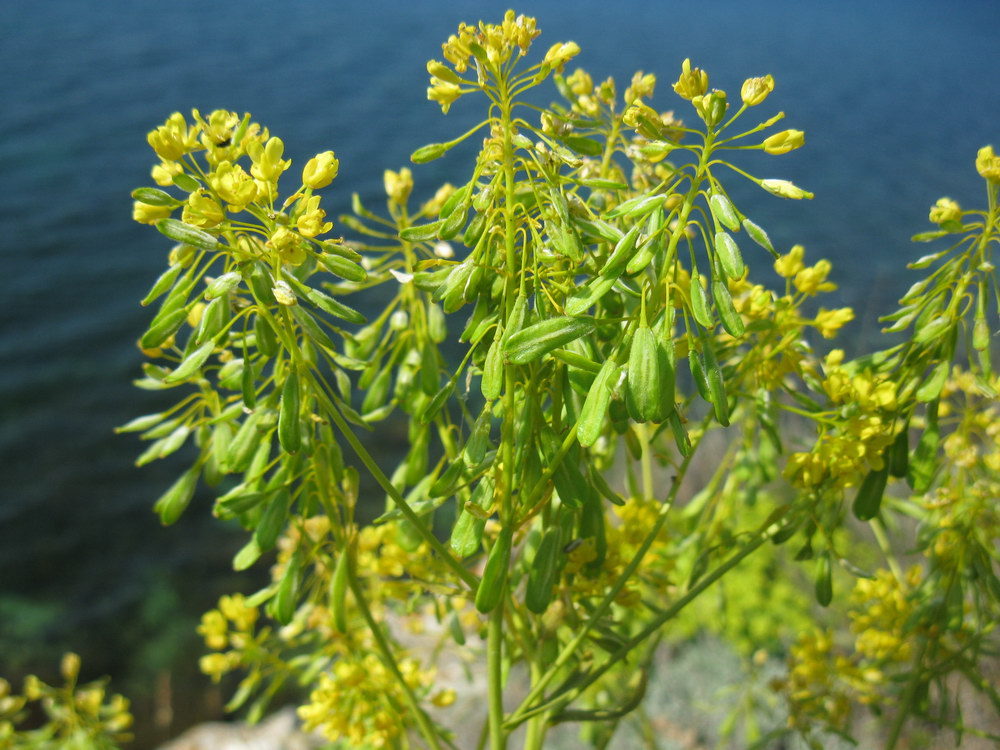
[347,562,447,750]
[512,513,789,725]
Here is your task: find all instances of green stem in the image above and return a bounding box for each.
[347,564,447,750]
[506,415,710,729]
[510,511,788,726]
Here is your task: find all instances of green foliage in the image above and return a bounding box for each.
[118,9,1000,749]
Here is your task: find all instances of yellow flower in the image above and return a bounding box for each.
[760,178,813,200]
[567,68,593,96]
[975,145,1000,182]
[147,112,199,161]
[218,594,258,632]
[430,688,457,707]
[793,260,836,295]
[741,75,775,106]
[296,195,333,237]
[774,244,805,278]
[928,197,961,224]
[194,109,239,149]
[763,129,805,155]
[247,136,291,183]
[384,168,413,206]
[182,190,225,228]
[673,58,708,100]
[814,307,854,338]
[428,78,463,114]
[151,160,183,187]
[132,201,172,225]
[199,653,238,683]
[267,227,307,266]
[302,151,340,189]
[197,610,228,650]
[543,41,580,73]
[625,71,657,103]
[210,160,257,210]
[422,183,455,216]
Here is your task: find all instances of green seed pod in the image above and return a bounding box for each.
[579,490,606,573]
[603,223,643,277]
[450,475,495,557]
[204,271,241,300]
[625,238,657,275]
[565,276,617,316]
[525,528,562,614]
[141,264,183,307]
[463,407,493,466]
[427,302,448,343]
[211,421,233,473]
[626,327,660,423]
[852,464,889,521]
[317,252,367,283]
[117,412,167,434]
[430,458,465,497]
[689,348,712,403]
[133,186,182,207]
[482,338,504,400]
[330,548,350,633]
[440,184,471,219]
[504,316,596,365]
[249,263,277,305]
[140,308,187,350]
[439,204,468,240]
[888,426,909,478]
[153,464,200,525]
[475,527,513,613]
[254,313,278,358]
[578,359,620,447]
[656,336,677,421]
[303,287,366,325]
[714,231,745,279]
[462,211,487,247]
[690,273,714,328]
[410,141,451,164]
[164,341,215,384]
[232,538,262,571]
[399,220,445,242]
[915,360,949,402]
[194,296,230,345]
[668,411,692,457]
[702,336,730,426]
[709,192,741,232]
[815,551,833,607]
[155,218,221,250]
[712,279,745,336]
[742,218,777,257]
[907,400,939,493]
[254,488,292,552]
[225,411,265,474]
[278,373,302,454]
[361,364,392,415]
[273,549,303,625]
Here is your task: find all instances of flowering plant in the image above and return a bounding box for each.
[118,10,1000,749]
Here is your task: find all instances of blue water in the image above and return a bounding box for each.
[0,0,997,707]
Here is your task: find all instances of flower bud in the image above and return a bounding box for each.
[427,59,463,84]
[672,58,708,100]
[543,41,580,72]
[384,168,413,206]
[302,151,339,189]
[760,179,813,200]
[762,129,805,155]
[61,652,81,682]
[929,197,961,225]
[975,145,1000,183]
[741,75,775,106]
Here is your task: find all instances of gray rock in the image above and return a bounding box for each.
[154,707,324,750]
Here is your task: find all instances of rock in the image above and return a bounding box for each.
[154,707,324,750]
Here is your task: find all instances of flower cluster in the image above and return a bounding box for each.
[297,654,440,748]
[135,110,341,268]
